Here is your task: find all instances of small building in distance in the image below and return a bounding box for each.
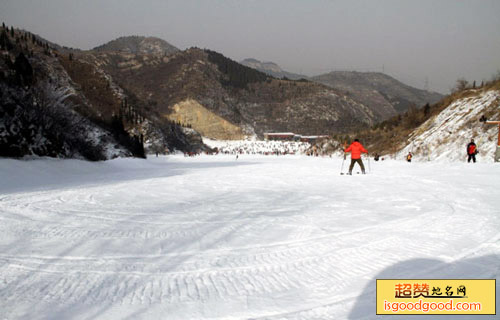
[264,132,328,143]
[299,135,329,143]
[263,132,296,141]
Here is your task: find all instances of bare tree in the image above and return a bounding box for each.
[454,78,469,92]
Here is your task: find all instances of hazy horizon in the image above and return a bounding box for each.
[1,0,500,94]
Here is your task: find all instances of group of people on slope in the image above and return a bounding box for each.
[343,138,479,173]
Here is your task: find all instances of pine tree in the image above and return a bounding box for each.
[10,26,14,37]
[423,103,431,117]
[14,52,34,85]
[118,105,123,121]
[0,29,12,51]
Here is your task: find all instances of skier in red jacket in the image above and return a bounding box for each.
[344,139,368,174]
[467,139,478,163]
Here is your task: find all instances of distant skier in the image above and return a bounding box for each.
[467,139,478,163]
[344,139,368,174]
[406,152,413,162]
[374,153,380,161]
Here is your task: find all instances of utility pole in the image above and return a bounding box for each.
[480,117,500,162]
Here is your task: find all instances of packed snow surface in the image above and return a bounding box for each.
[0,155,499,319]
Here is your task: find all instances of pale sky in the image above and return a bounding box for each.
[1,0,500,93]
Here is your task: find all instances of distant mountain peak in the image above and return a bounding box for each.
[241,58,260,64]
[93,36,179,55]
[240,58,306,80]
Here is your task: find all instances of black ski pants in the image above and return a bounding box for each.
[468,154,476,163]
[349,158,365,174]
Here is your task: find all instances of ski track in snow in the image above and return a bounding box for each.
[0,155,499,319]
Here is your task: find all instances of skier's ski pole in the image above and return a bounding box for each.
[367,154,371,173]
[340,141,347,175]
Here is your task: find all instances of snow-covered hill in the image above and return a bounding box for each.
[397,88,500,162]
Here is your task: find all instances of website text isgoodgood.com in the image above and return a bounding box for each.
[383,299,481,313]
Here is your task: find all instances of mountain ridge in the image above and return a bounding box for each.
[83,47,375,139]
[0,26,202,160]
[313,70,443,119]
[93,35,179,55]
[241,58,443,120]
[240,58,307,80]
[4,27,481,163]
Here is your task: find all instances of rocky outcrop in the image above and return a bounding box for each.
[166,99,245,140]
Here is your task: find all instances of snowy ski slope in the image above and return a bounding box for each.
[0,155,499,319]
[397,89,500,162]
